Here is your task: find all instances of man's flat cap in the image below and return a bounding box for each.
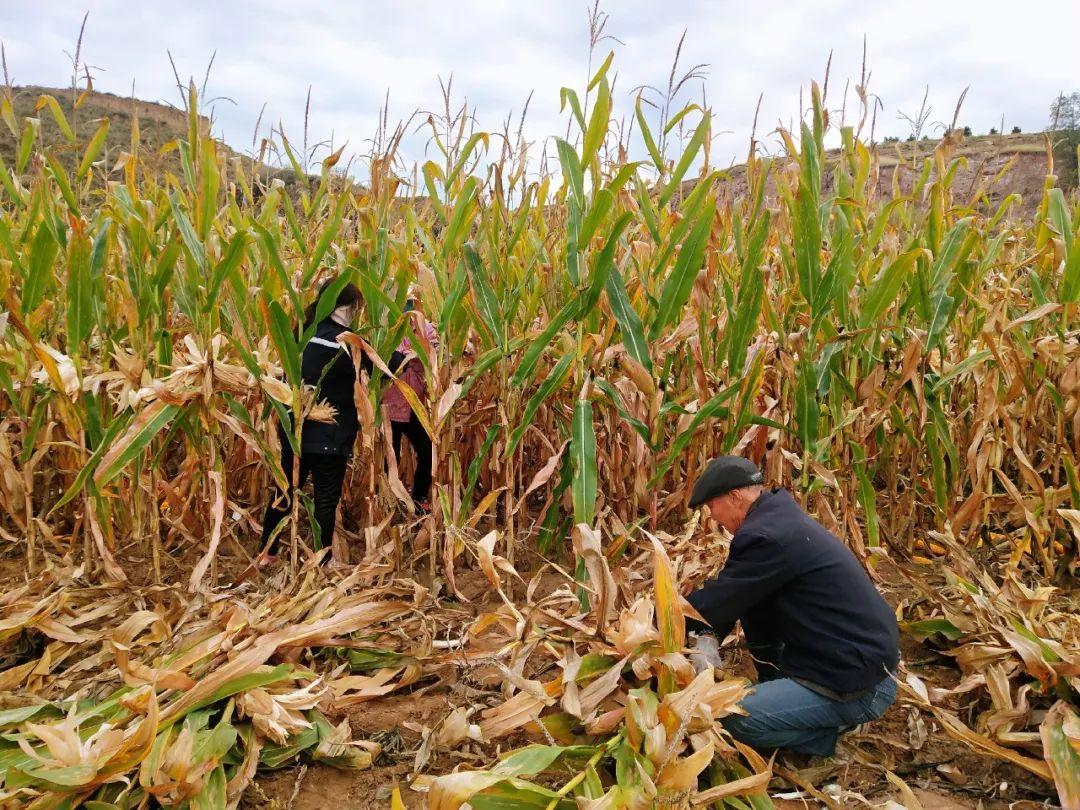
[688,455,764,508]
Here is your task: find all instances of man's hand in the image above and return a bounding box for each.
[689,632,723,674]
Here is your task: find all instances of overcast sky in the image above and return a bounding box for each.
[2,1,1078,181]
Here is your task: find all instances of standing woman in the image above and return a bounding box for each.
[259,278,369,565]
[384,294,438,513]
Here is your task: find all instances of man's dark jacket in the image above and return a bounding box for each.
[280,318,373,456]
[687,488,899,695]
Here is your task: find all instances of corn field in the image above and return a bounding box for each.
[0,50,1078,807]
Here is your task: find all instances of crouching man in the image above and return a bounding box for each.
[685,456,899,757]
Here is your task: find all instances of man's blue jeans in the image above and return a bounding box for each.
[722,640,897,756]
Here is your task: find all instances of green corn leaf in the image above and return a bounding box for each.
[650,197,714,339]
[595,378,652,446]
[17,116,38,174]
[858,249,925,330]
[22,222,60,314]
[50,413,132,514]
[634,100,661,173]
[204,230,251,312]
[191,764,227,810]
[649,173,715,279]
[1040,702,1080,808]
[266,299,301,387]
[260,725,319,770]
[448,133,490,187]
[343,647,405,672]
[494,744,598,777]
[578,188,614,250]
[300,491,322,550]
[813,210,854,328]
[455,778,574,810]
[604,261,652,373]
[463,242,504,349]
[581,77,611,167]
[0,152,21,206]
[442,177,479,258]
[566,194,582,287]
[462,338,525,398]
[581,212,632,315]
[901,618,964,642]
[0,704,52,728]
[794,360,820,454]
[94,402,179,488]
[461,424,502,519]
[658,110,710,208]
[193,719,238,764]
[571,398,597,526]
[507,351,575,456]
[634,174,661,242]
[77,117,110,180]
[421,160,447,220]
[65,219,94,352]
[850,441,880,546]
[650,380,740,485]
[168,192,208,274]
[1062,453,1080,509]
[278,130,307,183]
[559,87,586,132]
[306,190,349,279]
[46,152,79,214]
[36,94,75,144]
[929,350,992,394]
[727,211,770,374]
[1048,188,1080,302]
[514,298,583,386]
[926,219,973,349]
[587,51,614,91]
[664,103,705,136]
[606,161,642,197]
[792,122,823,308]
[1047,188,1073,249]
[184,664,294,717]
[12,762,97,788]
[555,138,584,202]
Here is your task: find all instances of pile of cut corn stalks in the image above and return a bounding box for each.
[1,520,1077,808]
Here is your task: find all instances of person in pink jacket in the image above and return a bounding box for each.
[384,296,437,512]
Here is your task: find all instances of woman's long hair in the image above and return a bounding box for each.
[303,277,362,326]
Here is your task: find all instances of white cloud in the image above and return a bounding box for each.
[2,0,1078,179]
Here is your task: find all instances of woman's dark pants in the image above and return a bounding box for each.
[391,413,432,503]
[261,445,347,553]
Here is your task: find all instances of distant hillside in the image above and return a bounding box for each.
[704,132,1053,217]
[1,85,315,194]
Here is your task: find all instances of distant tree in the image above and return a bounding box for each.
[989,127,998,135]
[963,125,972,136]
[905,135,916,142]
[1049,91,1080,187]
[1011,126,1022,134]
